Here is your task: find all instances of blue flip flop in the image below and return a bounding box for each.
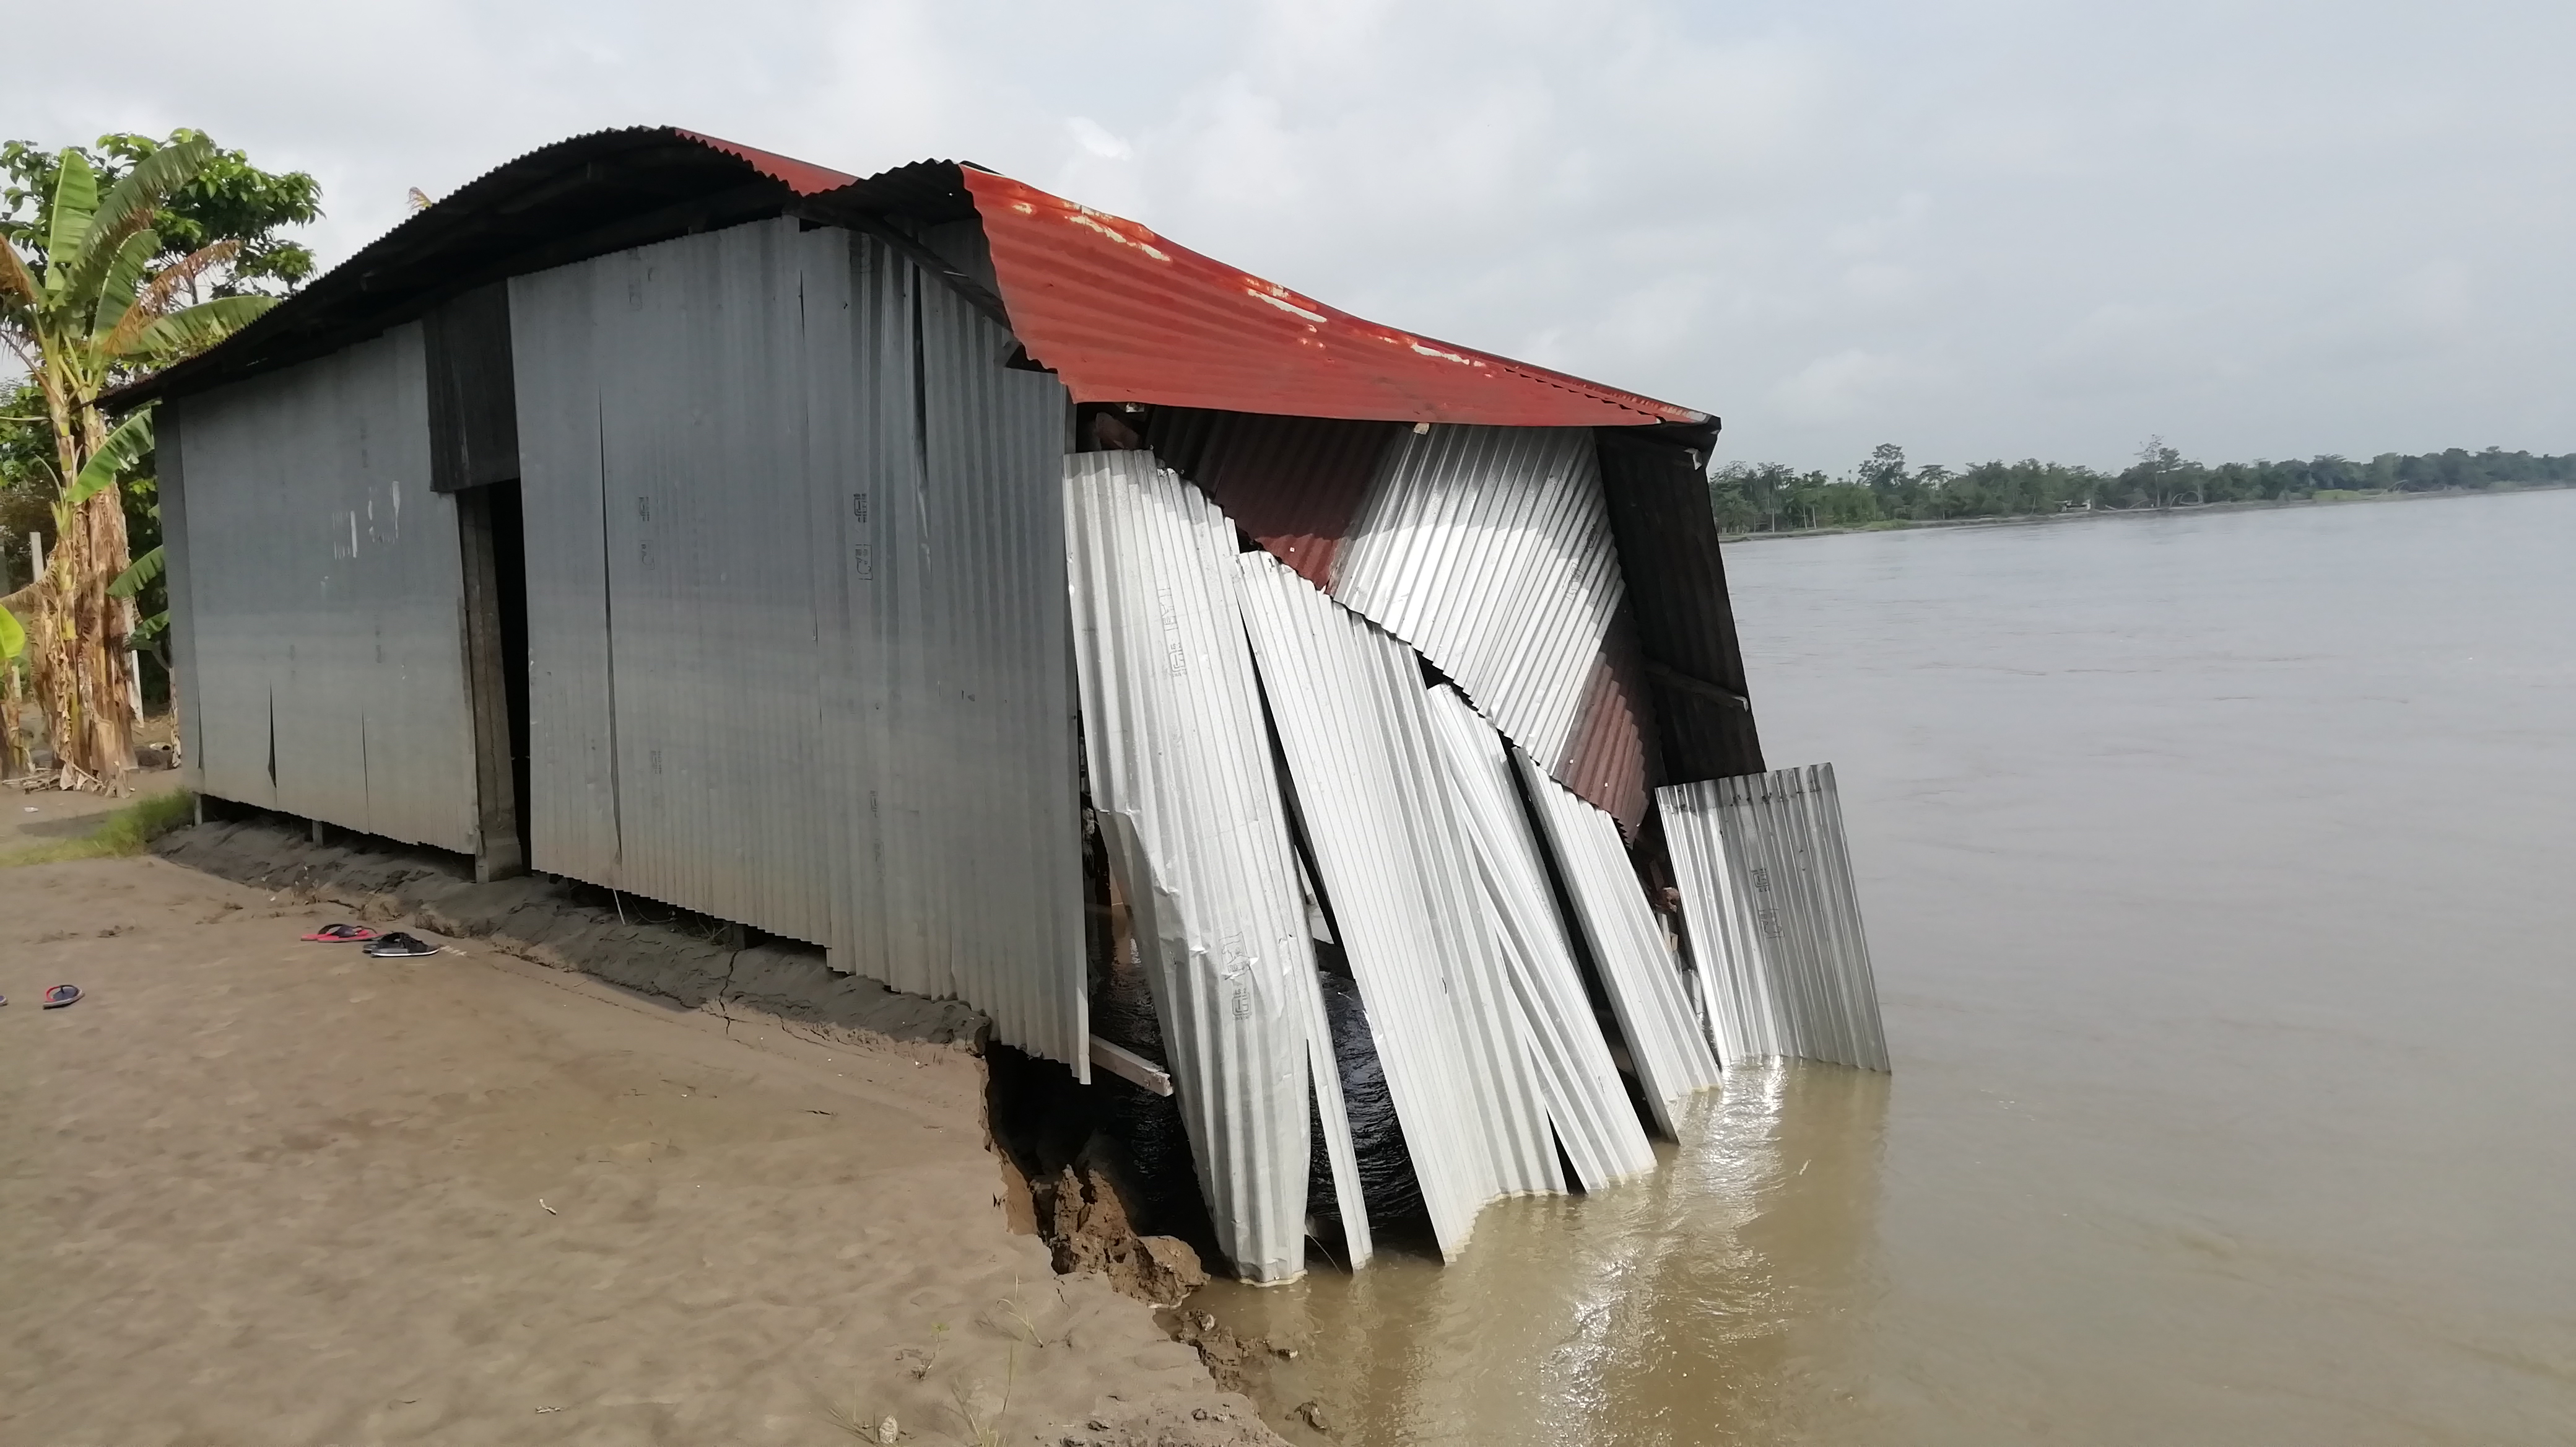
[42,984,81,1009]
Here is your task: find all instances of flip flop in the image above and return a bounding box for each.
[42,984,81,1009]
[362,932,442,959]
[301,923,381,943]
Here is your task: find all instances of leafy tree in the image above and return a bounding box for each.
[1,138,280,790]
[2,130,320,299]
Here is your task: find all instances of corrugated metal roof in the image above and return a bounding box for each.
[1515,754,1723,1137]
[1063,451,1369,1281]
[1422,686,1657,1190]
[117,126,1713,439]
[1660,766,1891,1072]
[1235,551,1563,1259]
[960,170,1705,427]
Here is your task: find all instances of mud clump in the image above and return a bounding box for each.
[1167,1310,1277,1398]
[1043,1165,1208,1307]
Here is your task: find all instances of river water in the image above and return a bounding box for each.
[1198,488,2576,1445]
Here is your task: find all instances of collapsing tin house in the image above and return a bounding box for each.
[115,128,1887,1283]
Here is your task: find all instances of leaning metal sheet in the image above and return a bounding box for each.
[1424,686,1656,1190]
[1329,425,1624,795]
[169,325,477,852]
[1660,766,1891,1072]
[1237,551,1563,1259]
[1064,452,1366,1279]
[1516,753,1723,1137]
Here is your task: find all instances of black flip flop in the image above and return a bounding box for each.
[42,984,81,1008]
[362,932,442,959]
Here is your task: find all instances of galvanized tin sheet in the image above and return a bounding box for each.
[1329,424,1654,828]
[840,236,1087,1065]
[506,258,620,886]
[1516,753,1722,1136]
[1063,451,1366,1280]
[1423,685,1656,1190]
[1660,765,1891,1072]
[1237,550,1562,1259]
[591,219,831,945]
[168,324,477,851]
[508,219,1086,1066]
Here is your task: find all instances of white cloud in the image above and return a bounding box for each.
[10,0,2572,471]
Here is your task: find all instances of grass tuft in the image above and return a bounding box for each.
[1,789,194,867]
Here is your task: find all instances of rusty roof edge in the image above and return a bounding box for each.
[955,168,1713,429]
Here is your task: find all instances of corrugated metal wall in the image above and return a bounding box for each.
[1156,414,1661,830]
[507,219,1084,1065]
[167,324,478,852]
[1423,686,1656,1190]
[1516,754,1723,1136]
[1661,766,1891,1072]
[1237,551,1562,1259]
[1063,452,1368,1281]
[1333,426,1624,779]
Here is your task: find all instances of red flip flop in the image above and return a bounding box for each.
[43,984,81,1009]
[301,923,381,943]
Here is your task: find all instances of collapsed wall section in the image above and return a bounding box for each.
[1063,452,1367,1282]
[1236,549,1564,1259]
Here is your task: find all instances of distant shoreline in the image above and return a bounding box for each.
[1720,479,2576,543]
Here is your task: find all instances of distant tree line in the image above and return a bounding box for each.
[1710,439,2576,535]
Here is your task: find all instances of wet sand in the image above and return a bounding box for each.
[0,855,1280,1446]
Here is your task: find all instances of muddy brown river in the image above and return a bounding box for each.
[1198,488,2576,1445]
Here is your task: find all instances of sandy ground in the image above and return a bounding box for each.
[0,855,1281,1447]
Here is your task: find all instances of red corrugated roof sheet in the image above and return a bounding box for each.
[955,169,1707,428]
[673,129,861,196]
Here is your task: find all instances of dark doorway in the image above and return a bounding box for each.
[488,481,533,865]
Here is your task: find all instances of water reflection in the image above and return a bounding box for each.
[1199,1062,1891,1445]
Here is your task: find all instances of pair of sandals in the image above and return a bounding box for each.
[0,984,82,1009]
[302,923,443,958]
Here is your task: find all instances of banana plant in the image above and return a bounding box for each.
[0,138,273,789]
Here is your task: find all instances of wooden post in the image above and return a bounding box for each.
[453,486,526,883]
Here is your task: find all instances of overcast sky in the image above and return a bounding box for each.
[14,0,2572,473]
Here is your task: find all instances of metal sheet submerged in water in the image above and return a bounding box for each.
[1064,452,1367,1280]
[1237,549,1563,1259]
[1424,685,1656,1190]
[1517,753,1722,1136]
[1661,766,1891,1072]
